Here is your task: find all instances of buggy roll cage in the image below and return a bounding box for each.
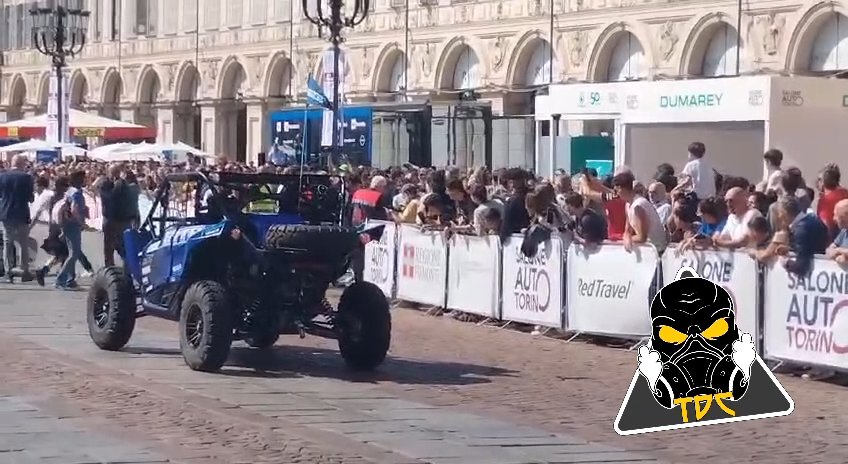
[139,170,350,239]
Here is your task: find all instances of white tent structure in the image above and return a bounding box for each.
[88,143,137,162]
[534,75,848,183]
[122,141,214,162]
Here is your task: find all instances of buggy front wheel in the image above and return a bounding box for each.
[179,281,234,372]
[86,267,136,351]
[336,282,391,371]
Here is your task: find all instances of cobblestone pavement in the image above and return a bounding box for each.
[1,228,842,463]
[0,395,168,464]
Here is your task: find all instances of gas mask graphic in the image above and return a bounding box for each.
[638,267,755,409]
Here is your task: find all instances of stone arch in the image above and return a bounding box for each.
[433,36,486,90]
[100,68,123,119]
[37,72,50,109]
[372,42,408,93]
[6,74,27,120]
[586,22,655,82]
[786,1,848,72]
[68,69,90,108]
[136,65,162,104]
[174,61,200,103]
[505,30,559,87]
[218,56,247,100]
[264,52,294,98]
[680,13,740,76]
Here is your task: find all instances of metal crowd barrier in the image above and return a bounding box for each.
[364,220,848,373]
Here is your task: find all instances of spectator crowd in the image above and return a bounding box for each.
[349,142,848,284]
[1,141,848,294]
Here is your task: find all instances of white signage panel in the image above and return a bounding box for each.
[566,243,659,337]
[446,234,500,318]
[546,76,771,123]
[395,225,448,307]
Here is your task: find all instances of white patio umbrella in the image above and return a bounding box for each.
[0,139,81,153]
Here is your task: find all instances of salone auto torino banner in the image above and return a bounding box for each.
[763,257,848,370]
[662,246,759,343]
[500,234,564,329]
[363,220,397,298]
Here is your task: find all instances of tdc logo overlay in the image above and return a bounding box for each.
[614,266,794,435]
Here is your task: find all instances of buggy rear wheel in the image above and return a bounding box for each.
[179,281,234,372]
[87,267,136,351]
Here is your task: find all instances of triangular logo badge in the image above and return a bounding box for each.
[613,266,794,435]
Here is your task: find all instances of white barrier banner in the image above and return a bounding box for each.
[396,225,448,306]
[662,246,759,342]
[763,257,848,369]
[566,243,658,337]
[501,235,563,328]
[363,220,396,297]
[446,234,500,318]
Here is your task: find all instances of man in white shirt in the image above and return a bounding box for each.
[613,171,667,253]
[677,142,716,200]
[647,182,671,225]
[715,187,761,249]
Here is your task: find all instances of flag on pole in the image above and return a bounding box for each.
[307,76,332,109]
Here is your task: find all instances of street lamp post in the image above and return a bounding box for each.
[30,3,90,143]
[302,0,369,168]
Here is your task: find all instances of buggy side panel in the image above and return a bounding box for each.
[140,222,229,292]
[124,229,153,284]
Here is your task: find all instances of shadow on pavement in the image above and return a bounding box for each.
[123,343,517,386]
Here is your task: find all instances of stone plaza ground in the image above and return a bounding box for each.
[0,229,843,463]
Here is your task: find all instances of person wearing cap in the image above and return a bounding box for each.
[349,175,390,282]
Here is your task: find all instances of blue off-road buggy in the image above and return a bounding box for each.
[85,171,390,372]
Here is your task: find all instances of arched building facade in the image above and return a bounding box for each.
[1,0,847,165]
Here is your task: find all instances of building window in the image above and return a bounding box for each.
[163,0,177,33]
[135,0,157,37]
[183,0,198,32]
[249,0,267,24]
[270,0,291,22]
[91,0,103,42]
[0,6,10,51]
[15,4,24,49]
[204,0,220,30]
[227,0,243,28]
[110,0,120,41]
